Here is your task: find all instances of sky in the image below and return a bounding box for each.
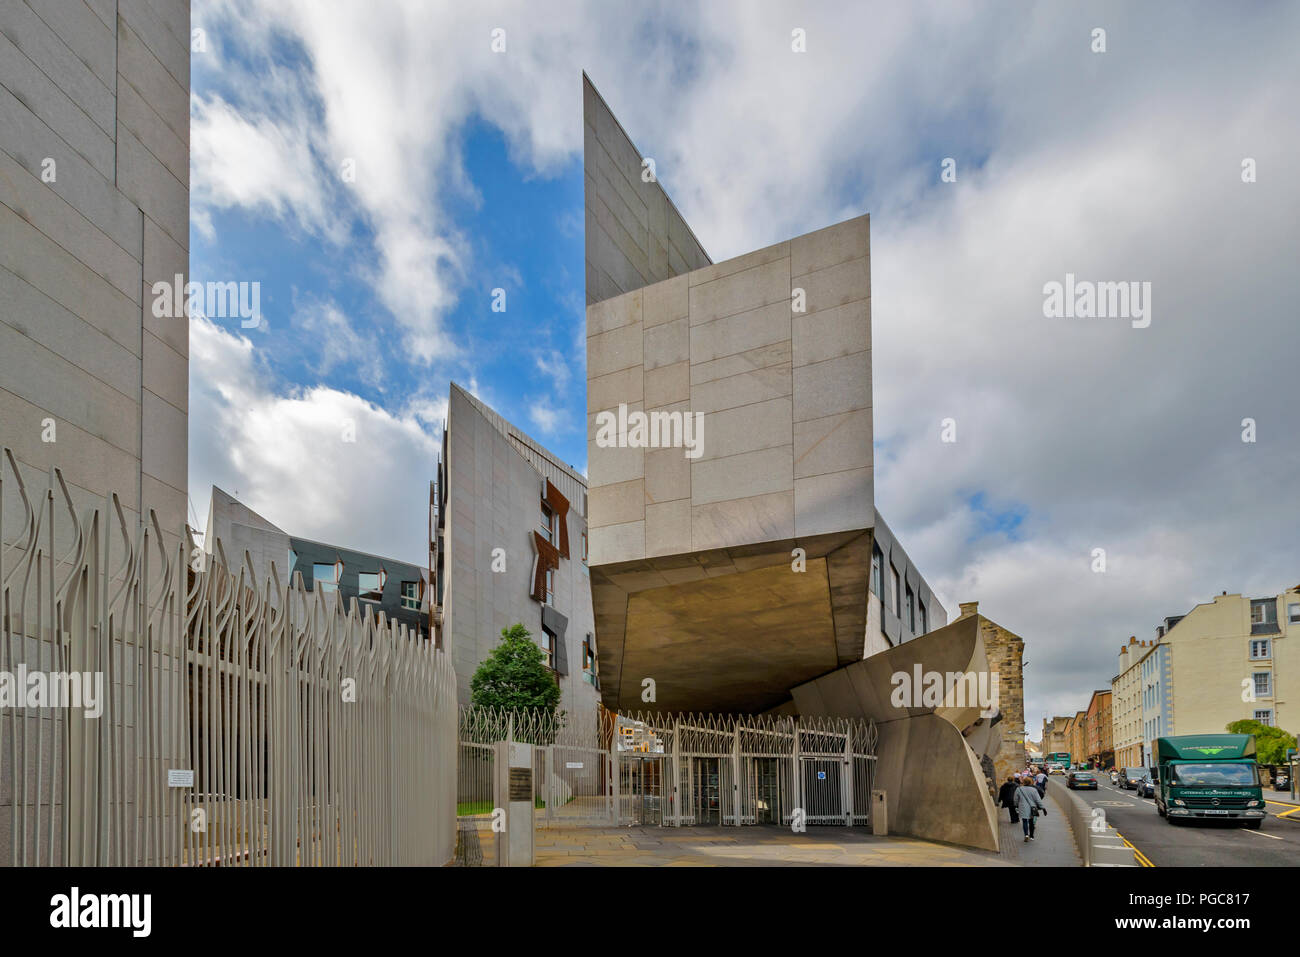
[186,0,1300,735]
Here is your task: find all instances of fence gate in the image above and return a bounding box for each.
[454,707,878,863]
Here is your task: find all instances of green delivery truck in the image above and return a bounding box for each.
[1153,734,1266,829]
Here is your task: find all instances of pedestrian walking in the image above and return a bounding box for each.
[1035,768,1047,797]
[1015,778,1046,841]
[998,776,1020,823]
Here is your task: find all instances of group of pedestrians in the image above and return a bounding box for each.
[997,766,1049,842]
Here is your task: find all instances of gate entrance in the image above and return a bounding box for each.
[457,708,877,840]
[618,753,663,826]
[691,757,721,825]
[800,756,846,824]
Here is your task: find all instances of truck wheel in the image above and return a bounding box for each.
[1243,820,1262,830]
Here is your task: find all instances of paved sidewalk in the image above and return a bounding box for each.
[995,788,1081,866]
[532,825,1011,866]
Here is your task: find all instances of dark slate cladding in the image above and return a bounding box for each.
[289,536,428,640]
[872,509,946,646]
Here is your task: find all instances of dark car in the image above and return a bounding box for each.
[1136,774,1155,798]
[1068,771,1098,790]
[1272,769,1291,792]
[1120,768,1145,790]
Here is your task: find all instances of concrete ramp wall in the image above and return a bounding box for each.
[789,615,1001,852]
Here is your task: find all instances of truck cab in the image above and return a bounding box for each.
[1154,734,1266,829]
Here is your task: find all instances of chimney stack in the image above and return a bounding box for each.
[958,601,979,618]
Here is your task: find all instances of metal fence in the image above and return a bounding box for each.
[1,453,458,866]
[456,706,877,839]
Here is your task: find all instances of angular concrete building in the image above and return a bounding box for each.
[434,384,601,720]
[0,0,190,547]
[584,75,938,714]
[581,76,1027,851]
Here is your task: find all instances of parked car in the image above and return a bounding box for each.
[1120,768,1145,790]
[1068,771,1098,790]
[1136,773,1156,798]
[1272,769,1290,792]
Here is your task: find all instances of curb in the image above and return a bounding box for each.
[1047,780,1141,867]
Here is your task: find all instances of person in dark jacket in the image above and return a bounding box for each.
[998,776,1020,823]
[1015,780,1046,841]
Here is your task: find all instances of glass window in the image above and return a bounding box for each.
[1289,602,1300,624]
[1254,709,1273,725]
[1169,763,1258,787]
[358,570,385,602]
[313,562,338,593]
[539,502,555,544]
[1253,672,1272,697]
[1251,599,1276,624]
[918,602,928,635]
[905,585,915,631]
[400,581,420,610]
[870,544,883,598]
[544,567,555,606]
[583,634,595,672]
[890,565,900,616]
[541,626,556,670]
[1250,639,1270,660]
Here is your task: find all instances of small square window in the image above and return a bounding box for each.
[313,562,339,593]
[1289,602,1300,624]
[358,570,385,602]
[1252,672,1272,697]
[400,581,420,610]
[1250,639,1270,660]
[1254,710,1273,726]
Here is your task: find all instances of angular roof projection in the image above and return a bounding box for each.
[583,76,874,714]
[583,74,712,306]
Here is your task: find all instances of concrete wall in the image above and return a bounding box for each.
[587,215,873,566]
[442,385,600,719]
[0,0,189,547]
[583,74,711,307]
[789,614,1003,852]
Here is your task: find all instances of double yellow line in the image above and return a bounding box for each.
[1113,827,1155,867]
[1265,800,1300,819]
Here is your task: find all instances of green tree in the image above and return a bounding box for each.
[470,623,561,714]
[1225,719,1297,765]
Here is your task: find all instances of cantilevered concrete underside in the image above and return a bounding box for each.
[593,531,871,713]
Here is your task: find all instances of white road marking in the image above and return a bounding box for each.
[1243,828,1282,841]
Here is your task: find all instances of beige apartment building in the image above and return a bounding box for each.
[1159,586,1300,742]
[1112,636,1155,768]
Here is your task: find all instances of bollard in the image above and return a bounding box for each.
[871,789,888,835]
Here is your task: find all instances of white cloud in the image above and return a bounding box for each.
[189,316,440,565]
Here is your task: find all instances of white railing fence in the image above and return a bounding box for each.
[455,705,877,859]
[0,452,457,866]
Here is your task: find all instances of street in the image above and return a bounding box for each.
[1055,772,1300,866]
